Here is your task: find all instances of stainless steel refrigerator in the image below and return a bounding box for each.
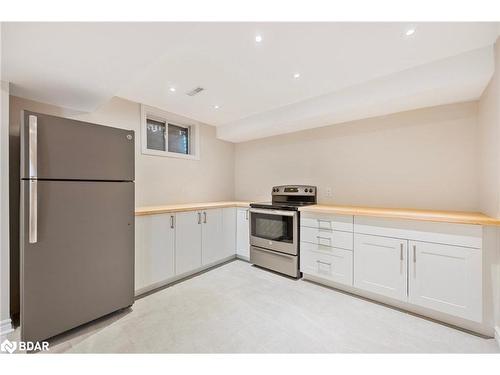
[19,110,135,342]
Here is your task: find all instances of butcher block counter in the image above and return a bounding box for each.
[135,200,500,226]
[135,201,251,216]
[298,204,500,226]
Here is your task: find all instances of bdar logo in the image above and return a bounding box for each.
[1,339,17,354]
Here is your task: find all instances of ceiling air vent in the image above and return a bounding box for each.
[186,87,205,96]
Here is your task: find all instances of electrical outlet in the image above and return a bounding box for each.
[325,187,332,197]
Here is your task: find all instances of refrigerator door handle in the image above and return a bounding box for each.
[29,115,37,178]
[29,180,38,243]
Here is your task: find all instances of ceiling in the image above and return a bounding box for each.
[2,22,499,142]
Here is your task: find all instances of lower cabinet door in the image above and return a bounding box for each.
[354,234,407,301]
[236,208,250,259]
[201,208,224,265]
[135,214,175,292]
[300,242,353,286]
[408,240,482,322]
[175,211,202,275]
[222,208,237,258]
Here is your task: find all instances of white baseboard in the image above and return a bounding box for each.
[495,326,500,348]
[0,318,13,337]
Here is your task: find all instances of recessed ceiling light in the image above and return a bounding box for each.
[255,35,263,43]
[213,105,220,109]
[405,28,416,36]
[169,87,176,92]
[293,73,301,79]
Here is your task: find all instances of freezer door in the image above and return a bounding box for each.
[20,180,134,342]
[21,110,134,181]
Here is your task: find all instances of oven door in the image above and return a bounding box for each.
[249,208,298,255]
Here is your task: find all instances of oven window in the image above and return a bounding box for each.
[251,212,294,243]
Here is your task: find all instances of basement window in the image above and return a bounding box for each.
[141,105,199,160]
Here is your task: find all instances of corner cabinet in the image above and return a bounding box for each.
[236,208,250,260]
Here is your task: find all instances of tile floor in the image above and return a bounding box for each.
[6,260,500,353]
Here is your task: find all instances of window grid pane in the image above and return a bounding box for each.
[146,118,166,151]
[168,124,189,155]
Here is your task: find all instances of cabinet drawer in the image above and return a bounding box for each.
[250,246,299,278]
[301,226,353,250]
[301,214,353,232]
[300,242,353,286]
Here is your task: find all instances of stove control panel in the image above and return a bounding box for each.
[271,185,317,196]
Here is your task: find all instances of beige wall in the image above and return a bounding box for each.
[478,38,500,336]
[479,40,500,218]
[235,101,480,211]
[9,96,235,207]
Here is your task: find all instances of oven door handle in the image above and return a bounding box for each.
[249,208,296,217]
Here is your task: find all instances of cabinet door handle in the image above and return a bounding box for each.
[170,215,175,229]
[198,212,201,224]
[203,211,207,224]
[400,243,404,261]
[413,245,416,263]
[245,209,249,220]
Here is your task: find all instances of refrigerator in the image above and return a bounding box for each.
[18,110,135,342]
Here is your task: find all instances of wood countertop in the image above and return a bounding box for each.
[135,201,251,216]
[299,205,500,226]
[135,200,500,226]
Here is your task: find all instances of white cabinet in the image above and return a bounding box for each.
[353,234,408,301]
[301,214,353,232]
[175,211,202,275]
[177,208,233,270]
[201,208,224,265]
[408,240,482,322]
[136,206,241,294]
[236,208,250,259]
[300,242,353,286]
[301,226,353,250]
[135,214,176,292]
[222,208,237,258]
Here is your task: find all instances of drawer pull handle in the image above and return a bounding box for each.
[317,219,332,229]
[316,235,331,242]
[316,260,331,266]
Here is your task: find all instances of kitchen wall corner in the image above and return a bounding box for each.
[478,36,500,342]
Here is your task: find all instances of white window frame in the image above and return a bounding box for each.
[141,104,200,160]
